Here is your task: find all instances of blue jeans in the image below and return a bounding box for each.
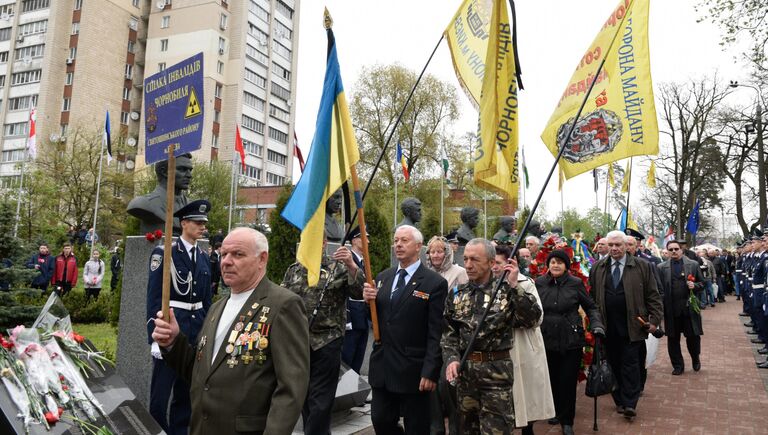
[700,282,715,306]
[733,273,741,296]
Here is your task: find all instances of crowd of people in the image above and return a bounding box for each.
[146,199,755,435]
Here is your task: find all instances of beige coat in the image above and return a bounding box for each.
[511,277,556,427]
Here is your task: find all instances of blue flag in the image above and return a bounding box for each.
[104,110,113,165]
[686,200,700,235]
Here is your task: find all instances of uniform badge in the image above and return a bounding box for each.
[150,254,162,271]
[413,291,430,300]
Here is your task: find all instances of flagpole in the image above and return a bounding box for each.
[625,157,634,219]
[227,157,236,232]
[91,128,106,248]
[604,166,609,214]
[393,155,398,230]
[483,190,487,239]
[458,41,611,373]
[345,34,445,241]
[440,175,444,235]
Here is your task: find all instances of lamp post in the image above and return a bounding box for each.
[729,80,766,228]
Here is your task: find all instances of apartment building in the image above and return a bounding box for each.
[0,0,300,189]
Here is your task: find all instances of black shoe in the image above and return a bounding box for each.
[672,368,683,375]
[616,405,625,414]
[562,425,575,435]
[548,417,559,425]
[710,304,716,307]
[758,347,768,355]
[747,330,760,335]
[693,359,701,371]
[737,296,741,300]
[740,312,750,316]
[745,322,755,327]
[751,338,765,344]
[758,361,768,369]
[623,407,636,418]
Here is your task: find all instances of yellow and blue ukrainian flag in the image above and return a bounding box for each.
[281,19,359,286]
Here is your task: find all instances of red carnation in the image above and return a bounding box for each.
[687,274,695,282]
[71,333,84,344]
[583,352,594,366]
[154,229,164,239]
[57,407,63,417]
[145,232,155,241]
[44,412,59,424]
[584,331,595,346]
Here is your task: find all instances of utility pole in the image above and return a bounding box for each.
[730,80,766,228]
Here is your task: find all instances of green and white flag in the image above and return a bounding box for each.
[441,146,449,180]
[521,146,530,189]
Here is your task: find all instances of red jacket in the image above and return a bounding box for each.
[52,253,78,286]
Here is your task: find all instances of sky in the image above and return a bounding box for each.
[290,0,754,234]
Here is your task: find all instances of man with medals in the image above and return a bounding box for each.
[151,227,309,435]
[146,199,212,435]
[281,237,364,434]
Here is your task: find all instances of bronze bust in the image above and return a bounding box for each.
[127,153,193,235]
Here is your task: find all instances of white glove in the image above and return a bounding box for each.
[345,322,353,331]
[151,342,163,360]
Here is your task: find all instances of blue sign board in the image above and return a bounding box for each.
[144,52,204,164]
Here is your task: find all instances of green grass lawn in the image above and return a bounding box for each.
[72,322,117,362]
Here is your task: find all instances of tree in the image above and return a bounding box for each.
[544,207,613,242]
[188,159,240,233]
[266,184,299,283]
[697,0,768,69]
[362,201,391,276]
[642,78,729,242]
[350,64,459,188]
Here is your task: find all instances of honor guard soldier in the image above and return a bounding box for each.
[281,237,364,434]
[443,239,541,434]
[146,199,213,435]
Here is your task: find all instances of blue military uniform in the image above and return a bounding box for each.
[146,200,212,435]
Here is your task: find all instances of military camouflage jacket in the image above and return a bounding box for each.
[282,257,364,350]
[442,277,541,365]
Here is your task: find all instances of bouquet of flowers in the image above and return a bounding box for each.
[0,293,115,434]
[687,274,701,314]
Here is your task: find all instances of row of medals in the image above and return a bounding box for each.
[453,291,508,316]
[226,303,271,367]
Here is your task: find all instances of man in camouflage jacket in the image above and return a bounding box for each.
[282,240,364,434]
[443,239,541,434]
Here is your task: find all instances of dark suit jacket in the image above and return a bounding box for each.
[368,263,447,394]
[162,278,309,435]
[658,257,704,336]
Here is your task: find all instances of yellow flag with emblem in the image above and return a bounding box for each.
[444,0,492,107]
[541,0,657,180]
[621,161,631,193]
[473,0,520,202]
[647,160,656,187]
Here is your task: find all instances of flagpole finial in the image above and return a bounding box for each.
[323,7,333,29]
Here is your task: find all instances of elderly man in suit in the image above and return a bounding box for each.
[151,228,309,435]
[362,225,447,434]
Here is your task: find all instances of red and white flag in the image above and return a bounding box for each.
[293,131,305,172]
[234,124,246,171]
[27,108,36,158]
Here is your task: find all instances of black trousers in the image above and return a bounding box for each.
[302,337,343,435]
[150,358,191,435]
[371,386,431,435]
[604,338,643,410]
[341,328,368,373]
[666,314,701,371]
[545,348,582,426]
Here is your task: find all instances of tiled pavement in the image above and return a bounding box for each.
[345,295,768,434]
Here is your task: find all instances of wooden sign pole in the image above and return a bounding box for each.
[161,146,176,321]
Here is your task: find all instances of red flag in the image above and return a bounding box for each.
[28,108,36,158]
[294,131,305,172]
[234,124,246,171]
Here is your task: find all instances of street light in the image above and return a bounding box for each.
[730,79,766,228]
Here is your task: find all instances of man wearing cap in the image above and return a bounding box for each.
[146,199,213,435]
[342,227,370,373]
[281,236,364,434]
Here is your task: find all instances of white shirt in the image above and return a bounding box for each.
[179,236,196,260]
[611,254,628,280]
[390,259,421,297]
[212,288,255,363]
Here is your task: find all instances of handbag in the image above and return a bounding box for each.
[585,338,616,397]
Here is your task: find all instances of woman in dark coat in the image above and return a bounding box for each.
[535,250,606,435]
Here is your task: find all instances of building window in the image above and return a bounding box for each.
[244,68,266,88]
[217,61,223,74]
[271,62,291,81]
[21,0,50,13]
[266,172,285,186]
[11,69,41,85]
[241,115,264,134]
[18,20,47,36]
[123,87,131,100]
[219,13,228,29]
[69,47,77,59]
[213,110,220,123]
[0,76,5,88]
[218,37,225,53]
[241,164,261,180]
[243,91,265,112]
[267,149,286,166]
[0,28,11,41]
[2,149,25,163]
[8,95,37,111]
[132,0,139,7]
[245,44,268,67]
[62,98,70,111]
[161,15,170,28]
[249,1,269,23]
[127,40,135,53]
[71,22,79,35]
[15,44,45,60]
[65,72,73,85]
[125,64,133,79]
[273,41,291,61]
[270,82,290,100]
[269,104,290,122]
[274,20,292,41]
[0,4,14,16]
[74,0,82,10]
[276,0,293,19]
[120,111,130,125]
[4,122,28,137]
[268,127,288,144]
[211,134,219,148]
[242,138,262,156]
[160,38,168,51]
[214,83,222,98]
[158,62,166,71]
[0,52,7,63]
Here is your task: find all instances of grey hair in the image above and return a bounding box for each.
[624,235,636,243]
[525,236,540,245]
[467,238,495,261]
[230,227,269,254]
[606,230,626,241]
[396,225,423,244]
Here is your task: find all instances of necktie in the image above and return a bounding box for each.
[391,269,408,304]
[612,261,621,288]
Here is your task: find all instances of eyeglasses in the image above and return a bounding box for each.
[668,248,681,252]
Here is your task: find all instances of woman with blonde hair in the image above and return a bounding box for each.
[426,235,468,291]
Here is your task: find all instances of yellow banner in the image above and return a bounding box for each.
[444,0,493,107]
[647,160,656,187]
[621,161,631,193]
[473,0,519,203]
[608,164,615,187]
[541,0,657,179]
